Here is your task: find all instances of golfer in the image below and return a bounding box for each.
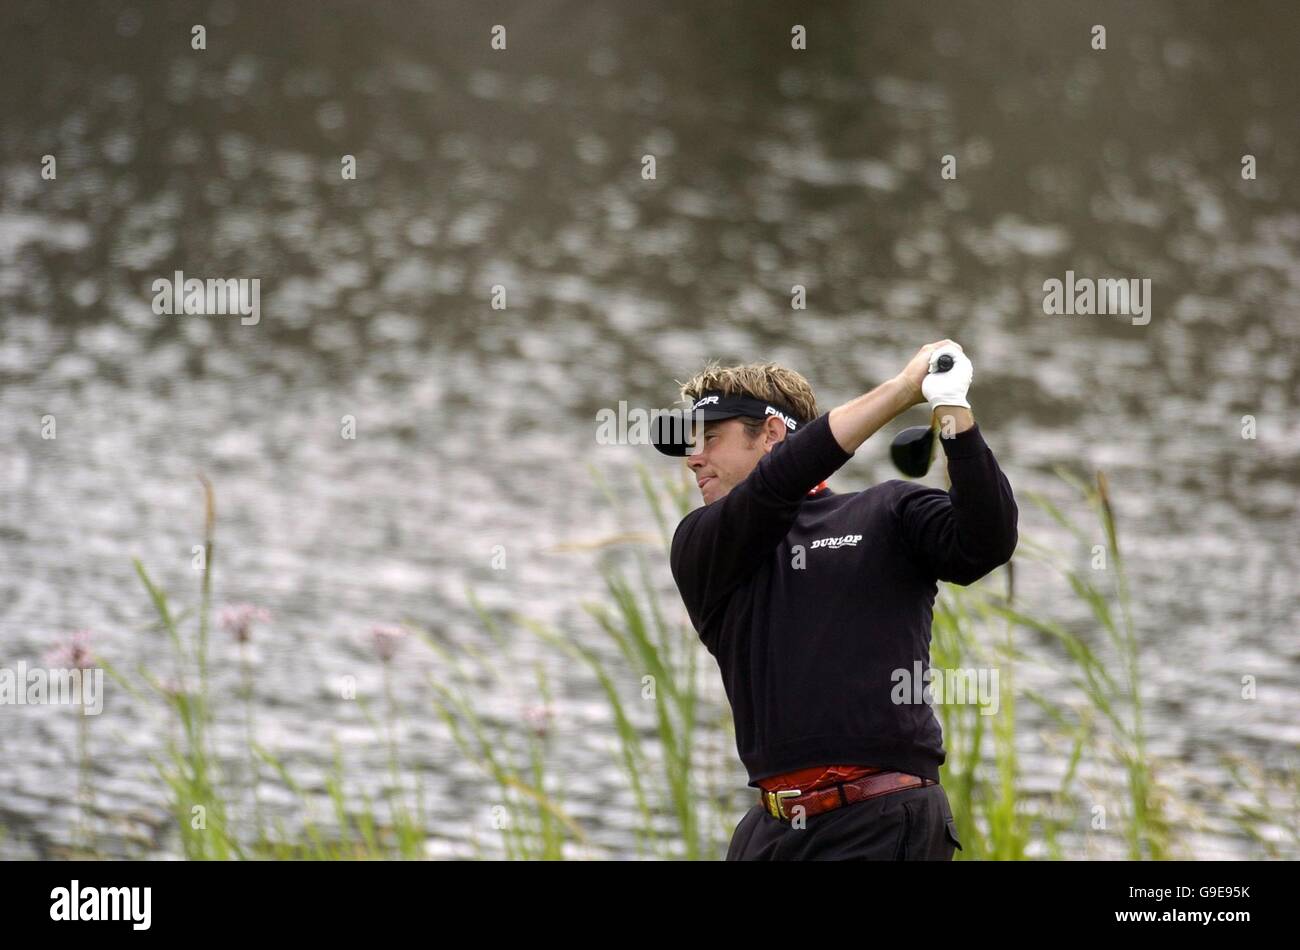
[650,340,1018,860]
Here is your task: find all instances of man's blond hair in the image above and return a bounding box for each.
[677,360,820,434]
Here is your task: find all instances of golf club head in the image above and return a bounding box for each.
[889,349,956,476]
[890,424,936,478]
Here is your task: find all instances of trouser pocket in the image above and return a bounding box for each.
[892,800,915,860]
[944,816,963,852]
[899,785,960,860]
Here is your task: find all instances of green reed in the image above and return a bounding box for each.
[109,475,430,860]
[83,461,1290,861]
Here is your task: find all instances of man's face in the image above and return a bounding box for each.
[684,416,786,504]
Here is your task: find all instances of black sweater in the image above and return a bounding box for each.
[669,411,1018,785]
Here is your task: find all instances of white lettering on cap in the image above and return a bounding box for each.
[765,406,797,430]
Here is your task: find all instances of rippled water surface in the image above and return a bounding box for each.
[1,1,1298,858]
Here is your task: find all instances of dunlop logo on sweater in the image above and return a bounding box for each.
[809,534,863,550]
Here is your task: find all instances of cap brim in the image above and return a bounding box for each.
[650,408,740,456]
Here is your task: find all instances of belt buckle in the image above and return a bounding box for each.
[765,788,802,820]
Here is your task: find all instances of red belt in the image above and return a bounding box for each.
[759,770,935,821]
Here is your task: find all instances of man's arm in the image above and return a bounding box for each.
[892,419,1019,586]
[827,337,974,451]
[670,411,853,634]
[828,376,919,453]
[670,339,974,630]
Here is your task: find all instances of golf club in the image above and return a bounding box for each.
[889,353,954,478]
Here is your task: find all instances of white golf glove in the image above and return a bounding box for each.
[921,342,973,411]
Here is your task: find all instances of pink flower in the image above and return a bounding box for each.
[45,629,96,669]
[369,624,409,663]
[522,704,555,738]
[159,676,193,702]
[219,603,271,644]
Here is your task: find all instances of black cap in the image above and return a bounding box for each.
[649,391,804,456]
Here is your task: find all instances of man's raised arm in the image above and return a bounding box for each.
[888,341,1019,585]
[670,410,855,634]
[892,421,1019,586]
[670,339,976,634]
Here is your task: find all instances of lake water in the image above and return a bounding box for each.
[1,0,1297,859]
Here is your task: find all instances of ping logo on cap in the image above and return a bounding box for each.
[765,406,797,430]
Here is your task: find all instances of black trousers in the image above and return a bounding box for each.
[725,781,963,860]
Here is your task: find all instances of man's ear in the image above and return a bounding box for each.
[765,415,789,448]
